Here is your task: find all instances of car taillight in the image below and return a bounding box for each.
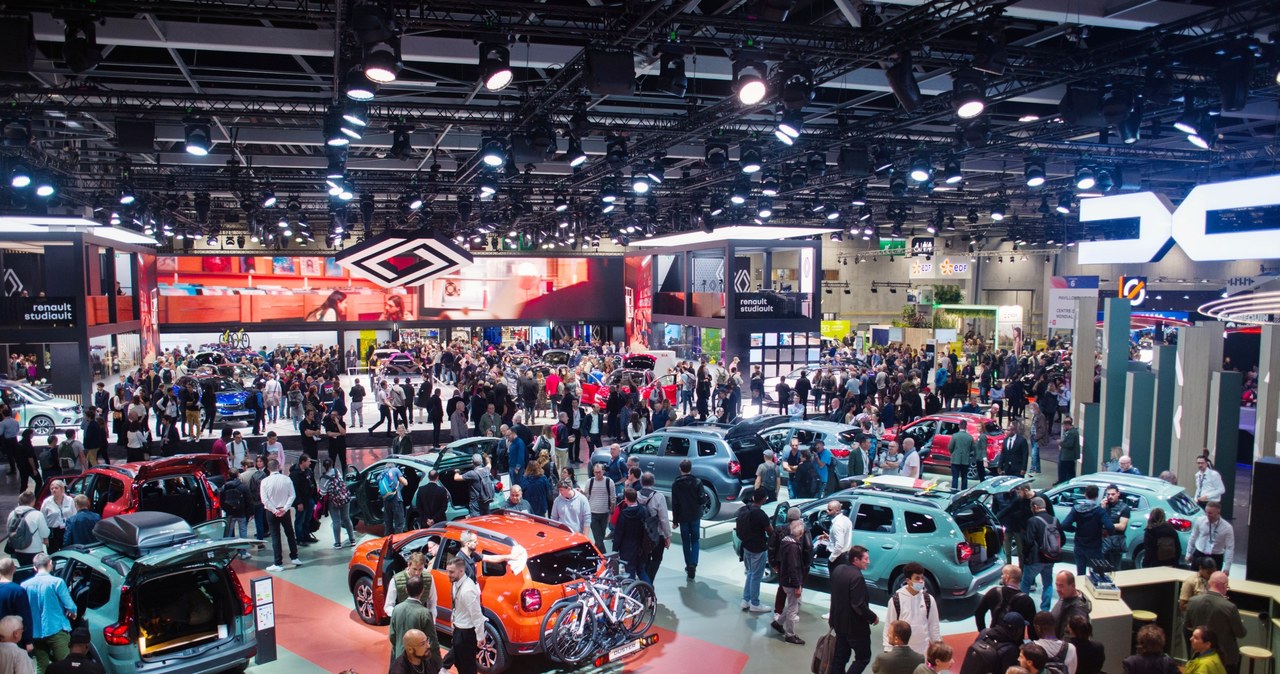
[227,566,255,616]
[1169,517,1193,532]
[956,542,973,563]
[728,460,741,477]
[830,448,850,459]
[520,589,541,612]
[104,586,135,645]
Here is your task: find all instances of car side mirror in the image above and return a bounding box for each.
[482,561,508,577]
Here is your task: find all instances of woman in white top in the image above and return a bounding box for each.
[626,414,646,442]
[41,480,76,553]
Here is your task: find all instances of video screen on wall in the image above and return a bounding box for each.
[157,255,622,325]
[625,255,653,352]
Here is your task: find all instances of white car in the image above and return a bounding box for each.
[0,381,84,435]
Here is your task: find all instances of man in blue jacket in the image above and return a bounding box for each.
[1061,484,1112,576]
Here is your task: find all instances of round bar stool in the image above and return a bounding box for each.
[1131,610,1158,653]
[1239,645,1272,674]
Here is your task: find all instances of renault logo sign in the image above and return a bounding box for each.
[1077,174,1280,264]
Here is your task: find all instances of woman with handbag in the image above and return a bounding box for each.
[125,418,152,462]
[321,458,356,548]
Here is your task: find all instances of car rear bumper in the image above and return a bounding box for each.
[109,637,256,674]
[961,561,1004,598]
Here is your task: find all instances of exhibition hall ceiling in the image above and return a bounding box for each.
[0,0,1277,251]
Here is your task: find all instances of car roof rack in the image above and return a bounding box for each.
[93,512,196,556]
[447,521,517,548]
[490,509,575,534]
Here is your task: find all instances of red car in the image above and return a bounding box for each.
[38,454,231,525]
[881,413,1006,475]
[579,369,678,409]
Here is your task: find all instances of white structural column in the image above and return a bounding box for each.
[1257,325,1280,459]
[1172,323,1225,485]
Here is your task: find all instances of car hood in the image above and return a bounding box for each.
[217,390,250,407]
[949,475,1033,513]
[135,453,228,481]
[725,414,790,441]
[622,354,656,370]
[132,537,262,573]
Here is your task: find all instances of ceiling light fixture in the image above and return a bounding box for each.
[479,137,507,168]
[656,52,688,97]
[1024,157,1046,187]
[908,152,932,183]
[952,68,986,119]
[362,37,402,83]
[733,53,769,105]
[1075,165,1096,190]
[183,118,212,156]
[943,156,963,185]
[565,136,588,167]
[1187,112,1216,149]
[480,43,513,91]
[775,109,804,144]
[342,66,377,101]
[740,143,763,173]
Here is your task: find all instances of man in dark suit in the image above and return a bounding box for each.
[1185,572,1247,674]
[997,422,1029,477]
[830,545,879,674]
[415,469,451,528]
[872,621,924,674]
[848,436,872,478]
[157,415,182,457]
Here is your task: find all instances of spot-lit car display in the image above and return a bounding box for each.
[881,413,1006,478]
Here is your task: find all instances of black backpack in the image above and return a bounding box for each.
[990,587,1029,626]
[959,633,1018,674]
[1039,515,1063,562]
[1042,642,1071,674]
[220,480,249,517]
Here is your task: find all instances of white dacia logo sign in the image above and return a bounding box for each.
[1077,174,1280,265]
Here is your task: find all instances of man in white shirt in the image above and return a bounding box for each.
[262,431,286,471]
[900,438,922,479]
[259,459,301,572]
[823,500,854,566]
[1193,455,1226,506]
[1185,500,1235,574]
[444,557,484,674]
[883,562,940,656]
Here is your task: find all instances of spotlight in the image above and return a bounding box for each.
[405,190,423,210]
[9,165,31,189]
[118,184,136,205]
[1,118,30,148]
[1056,191,1073,214]
[260,187,277,208]
[967,208,979,224]
[631,170,650,195]
[183,118,212,156]
[705,138,729,169]
[389,126,413,160]
[850,184,867,206]
[646,157,665,184]
[757,196,773,219]
[943,156,963,184]
[477,174,498,197]
[1075,166,1096,190]
[324,110,351,146]
[554,191,569,212]
[34,174,55,198]
[733,54,769,105]
[1187,113,1215,149]
[1099,87,1134,125]
[1119,98,1143,144]
[909,153,932,183]
[779,64,814,110]
[806,151,826,177]
[605,134,628,169]
[1095,168,1116,193]
[1024,157,1046,187]
[1173,97,1200,134]
[479,137,507,168]
[740,144,763,173]
[885,51,922,112]
[599,178,619,203]
[761,173,779,197]
[565,136,588,167]
[991,202,1006,221]
[708,195,725,217]
[63,19,103,73]
[889,173,907,198]
[825,203,841,220]
[341,102,369,129]
[952,68,986,119]
[656,52,688,97]
[775,109,804,144]
[480,43,513,91]
[729,179,749,205]
[342,66,377,101]
[363,37,403,83]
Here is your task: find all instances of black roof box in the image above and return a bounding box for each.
[93,512,196,556]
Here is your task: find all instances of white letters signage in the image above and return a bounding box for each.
[1077,174,1280,264]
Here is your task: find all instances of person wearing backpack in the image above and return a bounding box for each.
[637,472,671,585]
[793,450,823,499]
[322,458,357,548]
[1021,496,1065,611]
[975,564,1037,636]
[883,562,939,656]
[613,487,651,583]
[453,453,494,517]
[379,462,408,535]
[737,489,774,614]
[220,475,251,547]
[5,491,48,565]
[582,462,616,552]
[1032,610,1078,674]
[959,611,1027,674]
[1051,571,1093,640]
[671,459,703,580]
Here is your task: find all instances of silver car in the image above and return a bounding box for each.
[0,381,83,435]
[758,420,861,480]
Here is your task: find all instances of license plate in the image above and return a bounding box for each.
[608,638,643,660]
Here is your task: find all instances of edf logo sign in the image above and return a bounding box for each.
[1077,174,1280,264]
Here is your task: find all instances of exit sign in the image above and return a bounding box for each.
[879,239,906,252]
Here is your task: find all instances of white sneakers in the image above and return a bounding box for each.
[290,558,302,566]
[265,564,283,572]
[747,604,772,613]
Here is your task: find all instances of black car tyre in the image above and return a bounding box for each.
[28,416,54,435]
[353,575,380,625]
[699,482,720,520]
[476,619,510,674]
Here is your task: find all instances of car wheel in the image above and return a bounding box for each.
[352,575,380,625]
[476,619,510,674]
[699,482,720,520]
[28,416,54,435]
[1131,547,1144,570]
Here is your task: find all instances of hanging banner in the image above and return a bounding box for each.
[1048,275,1100,329]
[997,304,1025,354]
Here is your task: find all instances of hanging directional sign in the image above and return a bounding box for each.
[334,230,474,288]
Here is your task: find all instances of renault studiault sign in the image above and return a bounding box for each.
[1077,174,1280,264]
[0,297,78,327]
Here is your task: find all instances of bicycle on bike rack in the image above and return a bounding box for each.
[537,553,658,668]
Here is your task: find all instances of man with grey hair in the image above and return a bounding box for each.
[453,453,493,517]
[21,553,75,674]
[777,518,808,645]
[755,449,781,503]
[0,615,32,674]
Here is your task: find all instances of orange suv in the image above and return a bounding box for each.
[347,510,602,674]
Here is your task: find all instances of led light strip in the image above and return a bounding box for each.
[1197,290,1280,325]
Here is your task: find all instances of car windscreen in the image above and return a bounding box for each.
[542,352,569,365]
[206,378,243,393]
[9,383,52,402]
[526,542,601,585]
[1167,492,1201,517]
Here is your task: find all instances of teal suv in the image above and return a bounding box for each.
[31,512,262,674]
[735,475,1029,605]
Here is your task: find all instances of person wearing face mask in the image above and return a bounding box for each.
[913,642,955,674]
[884,562,940,656]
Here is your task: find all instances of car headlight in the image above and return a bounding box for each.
[57,406,77,413]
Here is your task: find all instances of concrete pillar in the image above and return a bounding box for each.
[1149,345,1178,477]
[1172,324,1225,487]
[1124,371,1155,474]
[1070,297,1096,421]
[1257,325,1280,459]
[1080,403,1100,475]
[1209,371,1242,519]
[1097,297,1131,469]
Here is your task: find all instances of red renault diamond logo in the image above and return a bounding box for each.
[334,230,473,288]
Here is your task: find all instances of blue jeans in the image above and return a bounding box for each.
[1021,562,1055,611]
[950,464,969,490]
[294,499,314,542]
[679,519,700,569]
[679,389,692,415]
[253,505,268,539]
[742,549,767,607]
[383,494,406,534]
[625,560,651,584]
[1075,545,1102,577]
[225,516,248,539]
[1030,440,1041,473]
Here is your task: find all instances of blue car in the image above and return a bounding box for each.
[174,375,255,428]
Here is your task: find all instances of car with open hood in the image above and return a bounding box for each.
[734,474,1029,603]
[590,414,789,519]
[40,454,232,526]
[881,412,1006,479]
[346,445,506,532]
[0,380,84,436]
[347,511,610,674]
[24,512,262,674]
[578,368,678,409]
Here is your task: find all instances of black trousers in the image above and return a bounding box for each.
[831,629,873,674]
[369,404,392,433]
[450,626,478,674]
[1057,458,1077,485]
[201,407,217,434]
[644,538,665,584]
[268,510,298,565]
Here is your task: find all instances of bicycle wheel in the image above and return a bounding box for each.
[619,580,656,637]
[544,600,598,665]
[538,599,577,663]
